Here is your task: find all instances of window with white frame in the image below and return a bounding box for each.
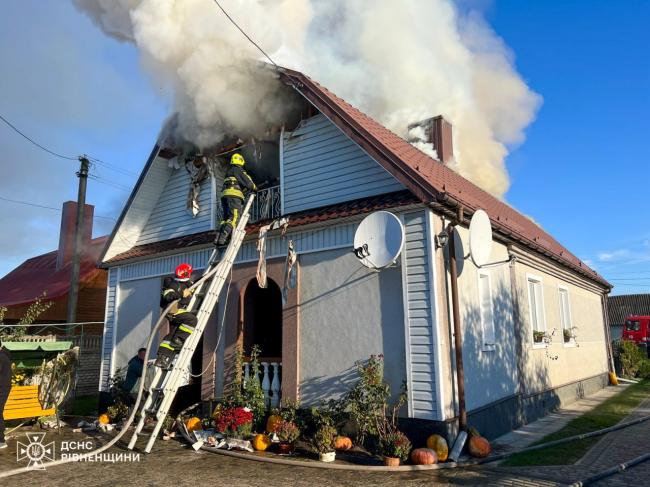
[527,275,546,345]
[478,271,496,350]
[558,286,573,343]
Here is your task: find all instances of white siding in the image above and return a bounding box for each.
[401,211,438,419]
[282,114,404,214]
[99,267,118,391]
[136,167,212,245]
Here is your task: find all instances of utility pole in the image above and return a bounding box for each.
[67,156,90,327]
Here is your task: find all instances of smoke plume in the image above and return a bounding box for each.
[72,0,541,198]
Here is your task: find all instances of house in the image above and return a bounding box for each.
[98,68,613,439]
[608,294,650,340]
[0,201,108,395]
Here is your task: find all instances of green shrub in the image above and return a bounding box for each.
[638,360,650,379]
[617,340,646,378]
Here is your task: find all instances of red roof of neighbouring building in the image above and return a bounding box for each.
[0,236,109,307]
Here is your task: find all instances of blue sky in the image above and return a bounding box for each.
[0,0,648,295]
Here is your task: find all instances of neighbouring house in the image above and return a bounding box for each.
[0,201,108,395]
[98,68,613,439]
[608,294,650,340]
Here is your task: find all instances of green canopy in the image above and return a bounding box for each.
[3,341,73,368]
[2,341,73,352]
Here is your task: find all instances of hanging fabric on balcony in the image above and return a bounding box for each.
[282,240,297,306]
[256,223,272,288]
[185,155,209,217]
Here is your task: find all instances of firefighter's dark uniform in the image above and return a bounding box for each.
[0,346,11,445]
[155,277,198,368]
[215,155,257,246]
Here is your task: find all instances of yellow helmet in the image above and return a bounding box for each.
[230,153,245,166]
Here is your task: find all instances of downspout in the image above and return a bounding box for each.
[601,291,616,373]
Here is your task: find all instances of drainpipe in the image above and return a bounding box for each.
[447,206,467,431]
[601,291,616,373]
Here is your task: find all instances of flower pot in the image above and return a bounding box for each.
[278,442,294,455]
[319,451,336,462]
[383,456,400,467]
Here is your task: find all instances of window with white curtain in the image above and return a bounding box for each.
[478,271,495,350]
[559,286,572,343]
[527,275,546,345]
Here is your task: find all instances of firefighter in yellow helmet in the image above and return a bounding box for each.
[215,153,257,246]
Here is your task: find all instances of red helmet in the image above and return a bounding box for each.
[175,263,193,281]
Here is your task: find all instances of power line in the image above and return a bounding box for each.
[0,195,116,221]
[0,113,78,161]
[211,0,278,68]
[88,174,131,192]
[87,156,138,177]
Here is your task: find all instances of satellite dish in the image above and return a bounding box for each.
[469,209,493,267]
[353,211,405,269]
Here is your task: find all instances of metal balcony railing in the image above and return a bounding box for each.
[249,185,281,223]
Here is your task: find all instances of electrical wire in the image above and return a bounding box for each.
[211,0,278,68]
[0,195,116,221]
[87,155,138,177]
[0,113,78,161]
[87,174,131,192]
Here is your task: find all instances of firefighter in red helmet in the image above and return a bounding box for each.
[154,263,198,369]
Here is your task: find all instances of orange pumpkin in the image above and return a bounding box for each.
[252,434,272,451]
[266,414,283,433]
[185,417,203,433]
[98,414,110,425]
[410,448,438,465]
[334,436,353,451]
[468,436,491,458]
[426,434,448,462]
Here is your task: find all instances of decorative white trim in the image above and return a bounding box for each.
[109,267,122,380]
[426,209,445,421]
[399,213,414,418]
[279,127,285,215]
[477,269,496,352]
[526,272,547,349]
[210,172,217,230]
[98,268,115,391]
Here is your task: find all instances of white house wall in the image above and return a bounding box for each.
[136,165,212,245]
[298,248,406,405]
[282,114,404,214]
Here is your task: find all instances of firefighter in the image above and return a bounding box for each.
[154,263,198,369]
[215,153,257,247]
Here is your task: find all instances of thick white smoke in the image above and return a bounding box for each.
[73,0,541,198]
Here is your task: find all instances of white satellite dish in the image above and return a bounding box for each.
[469,209,493,267]
[353,211,405,269]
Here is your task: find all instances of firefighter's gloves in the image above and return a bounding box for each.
[182,288,194,298]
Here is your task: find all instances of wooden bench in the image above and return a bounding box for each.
[3,385,55,421]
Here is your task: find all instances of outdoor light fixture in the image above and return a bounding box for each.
[435,229,449,248]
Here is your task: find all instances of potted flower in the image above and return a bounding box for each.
[276,420,300,454]
[213,406,254,439]
[563,328,572,343]
[533,330,547,343]
[378,430,411,467]
[313,425,337,462]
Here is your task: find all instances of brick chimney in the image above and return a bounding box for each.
[57,201,94,270]
[408,115,454,164]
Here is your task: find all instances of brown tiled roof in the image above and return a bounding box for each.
[279,68,610,289]
[105,191,419,264]
[608,294,650,325]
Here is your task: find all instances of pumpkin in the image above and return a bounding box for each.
[468,436,491,458]
[185,417,203,433]
[426,434,448,462]
[410,448,438,465]
[266,414,283,433]
[334,436,353,451]
[252,433,272,451]
[98,414,110,425]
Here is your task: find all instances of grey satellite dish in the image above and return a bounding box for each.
[469,209,493,267]
[353,211,405,269]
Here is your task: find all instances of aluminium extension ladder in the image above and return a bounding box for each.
[127,194,255,453]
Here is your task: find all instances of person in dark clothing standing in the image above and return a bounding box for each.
[154,263,197,369]
[0,343,12,449]
[215,153,257,247]
[121,348,146,397]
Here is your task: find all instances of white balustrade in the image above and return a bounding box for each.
[242,360,282,407]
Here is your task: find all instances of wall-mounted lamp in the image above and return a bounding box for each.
[435,229,449,249]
